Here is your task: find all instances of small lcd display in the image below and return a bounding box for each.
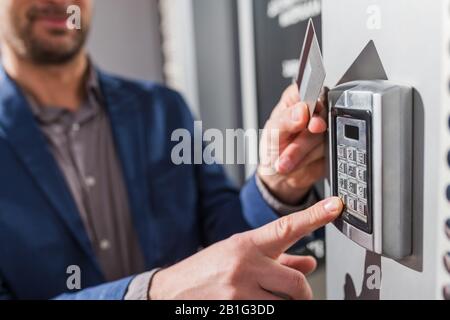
[345,125,360,141]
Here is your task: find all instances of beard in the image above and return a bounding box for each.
[7,3,89,65]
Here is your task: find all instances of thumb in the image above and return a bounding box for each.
[277,102,310,138]
[266,102,310,144]
[249,197,343,258]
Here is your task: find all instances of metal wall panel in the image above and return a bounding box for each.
[323,0,449,300]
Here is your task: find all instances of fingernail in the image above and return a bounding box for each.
[275,156,294,173]
[323,198,343,214]
[291,105,302,122]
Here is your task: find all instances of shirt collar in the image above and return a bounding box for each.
[85,62,104,107]
[28,61,103,125]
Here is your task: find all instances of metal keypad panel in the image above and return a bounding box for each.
[336,117,369,224]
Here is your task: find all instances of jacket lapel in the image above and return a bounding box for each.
[0,67,103,278]
[98,71,156,266]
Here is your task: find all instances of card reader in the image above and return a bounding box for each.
[328,80,413,259]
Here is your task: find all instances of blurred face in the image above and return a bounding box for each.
[0,0,92,65]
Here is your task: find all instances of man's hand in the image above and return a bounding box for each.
[258,84,328,205]
[149,197,343,300]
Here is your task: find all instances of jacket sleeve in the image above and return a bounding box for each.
[0,272,134,300]
[53,277,134,300]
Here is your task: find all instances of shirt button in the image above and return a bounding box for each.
[85,176,96,188]
[99,239,111,251]
[72,123,81,132]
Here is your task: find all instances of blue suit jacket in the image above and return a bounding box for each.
[0,67,281,300]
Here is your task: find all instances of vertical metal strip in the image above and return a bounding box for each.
[159,0,200,116]
[237,0,259,178]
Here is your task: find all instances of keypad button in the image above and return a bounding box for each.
[357,184,367,200]
[347,148,357,162]
[347,197,357,211]
[357,201,367,216]
[348,164,357,179]
[357,167,367,183]
[338,161,347,174]
[348,180,358,196]
[338,192,348,204]
[357,150,366,166]
[338,175,348,191]
[338,145,346,159]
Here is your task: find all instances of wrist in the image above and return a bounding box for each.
[148,268,167,300]
[257,169,310,205]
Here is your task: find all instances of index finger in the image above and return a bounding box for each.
[249,197,343,258]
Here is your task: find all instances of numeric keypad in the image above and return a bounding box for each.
[337,144,369,222]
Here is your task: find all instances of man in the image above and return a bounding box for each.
[0,0,340,300]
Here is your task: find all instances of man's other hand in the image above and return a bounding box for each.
[258,84,328,205]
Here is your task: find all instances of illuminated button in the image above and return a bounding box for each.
[348,164,357,179]
[348,180,358,196]
[357,184,367,200]
[444,252,450,274]
[338,145,346,159]
[338,161,347,174]
[338,175,348,191]
[357,150,366,166]
[347,197,357,212]
[357,167,367,183]
[357,201,367,216]
[347,148,357,162]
